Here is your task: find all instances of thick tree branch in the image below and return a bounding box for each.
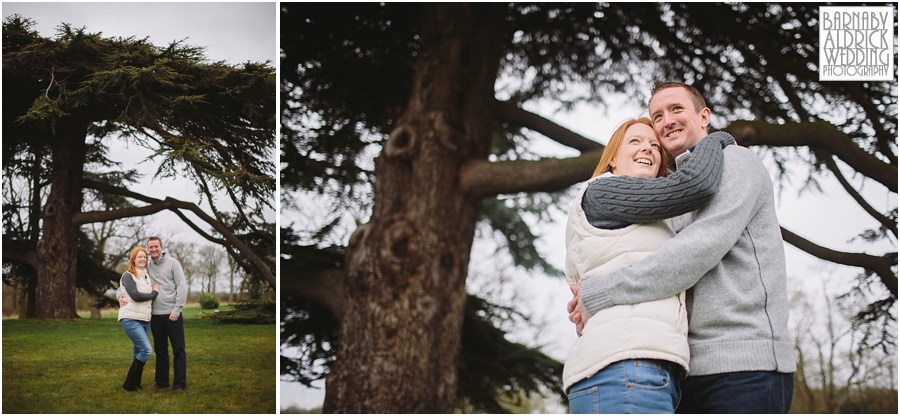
[822,155,897,238]
[78,179,275,286]
[493,100,603,153]
[77,200,228,246]
[460,148,603,199]
[76,201,174,224]
[2,244,39,270]
[281,268,347,325]
[725,120,897,193]
[781,226,897,298]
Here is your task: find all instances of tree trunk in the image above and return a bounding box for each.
[323,4,503,413]
[90,294,103,319]
[14,283,22,317]
[22,148,43,319]
[19,278,37,319]
[34,117,89,319]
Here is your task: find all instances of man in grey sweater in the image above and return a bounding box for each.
[119,236,189,391]
[568,82,795,413]
[146,236,189,391]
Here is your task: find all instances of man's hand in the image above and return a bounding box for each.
[169,313,178,322]
[567,284,592,336]
[118,295,128,309]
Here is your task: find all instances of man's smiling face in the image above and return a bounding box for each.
[148,239,163,261]
[649,86,710,156]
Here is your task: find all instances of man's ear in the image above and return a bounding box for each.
[699,107,711,131]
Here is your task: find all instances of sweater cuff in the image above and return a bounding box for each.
[580,275,615,316]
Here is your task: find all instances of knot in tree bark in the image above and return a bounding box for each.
[42,202,58,218]
[385,124,419,160]
[382,220,418,261]
[376,217,423,290]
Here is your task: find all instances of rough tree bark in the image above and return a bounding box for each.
[322,3,504,413]
[35,117,89,319]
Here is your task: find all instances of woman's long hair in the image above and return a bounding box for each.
[127,247,149,280]
[591,118,668,178]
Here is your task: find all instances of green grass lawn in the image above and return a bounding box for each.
[2,305,276,414]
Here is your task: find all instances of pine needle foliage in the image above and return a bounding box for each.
[2,15,276,313]
[3,14,275,221]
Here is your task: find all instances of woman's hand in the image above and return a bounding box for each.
[153,283,161,292]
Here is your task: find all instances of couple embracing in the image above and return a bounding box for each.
[116,237,188,392]
[563,82,796,414]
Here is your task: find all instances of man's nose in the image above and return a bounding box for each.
[661,112,675,127]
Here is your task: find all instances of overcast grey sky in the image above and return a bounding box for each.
[2,2,275,64]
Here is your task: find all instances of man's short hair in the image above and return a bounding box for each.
[148,236,163,246]
[650,81,708,112]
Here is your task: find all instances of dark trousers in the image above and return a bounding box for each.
[676,371,793,413]
[151,313,187,389]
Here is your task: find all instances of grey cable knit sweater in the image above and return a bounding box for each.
[121,271,158,302]
[581,132,735,229]
[578,133,796,376]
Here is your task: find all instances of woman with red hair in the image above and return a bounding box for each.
[118,246,160,391]
[563,118,733,413]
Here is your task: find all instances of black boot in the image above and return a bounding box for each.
[123,359,144,391]
[133,359,145,390]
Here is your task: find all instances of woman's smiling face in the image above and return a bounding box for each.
[135,250,147,268]
[609,123,662,179]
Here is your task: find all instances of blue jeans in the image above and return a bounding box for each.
[568,359,681,414]
[151,313,187,389]
[120,318,152,363]
[676,371,793,413]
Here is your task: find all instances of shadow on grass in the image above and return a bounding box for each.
[2,306,275,414]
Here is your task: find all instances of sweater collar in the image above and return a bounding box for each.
[151,250,168,265]
[671,144,698,172]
